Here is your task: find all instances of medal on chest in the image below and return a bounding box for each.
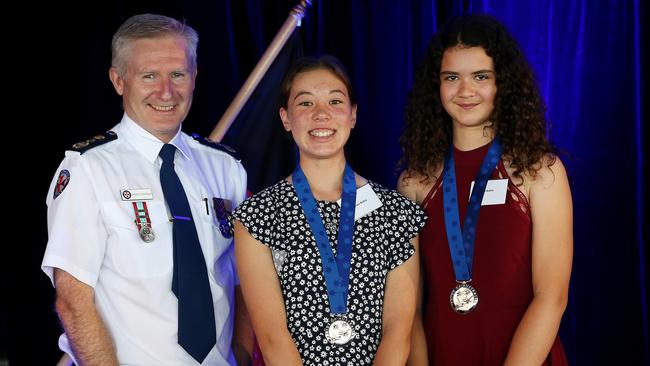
[442,138,502,314]
[293,164,357,345]
[131,201,155,243]
[450,281,479,314]
[326,317,356,345]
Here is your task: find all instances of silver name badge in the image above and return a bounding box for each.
[120,188,153,201]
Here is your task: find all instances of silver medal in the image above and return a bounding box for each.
[139,225,155,243]
[450,282,478,314]
[326,318,355,345]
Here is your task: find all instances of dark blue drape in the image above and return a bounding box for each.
[301,2,649,364]
[12,0,647,364]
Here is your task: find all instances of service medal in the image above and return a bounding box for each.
[326,318,355,345]
[450,282,478,314]
[139,225,155,243]
[131,201,155,243]
[442,139,502,316]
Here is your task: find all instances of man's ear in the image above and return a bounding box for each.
[109,67,124,96]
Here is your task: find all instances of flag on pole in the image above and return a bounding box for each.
[222,30,304,194]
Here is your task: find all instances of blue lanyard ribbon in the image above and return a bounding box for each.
[442,138,503,282]
[292,164,356,315]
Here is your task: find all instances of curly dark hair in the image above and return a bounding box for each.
[399,14,555,184]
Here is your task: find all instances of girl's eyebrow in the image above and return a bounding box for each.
[440,70,495,75]
[293,91,313,101]
[293,89,347,100]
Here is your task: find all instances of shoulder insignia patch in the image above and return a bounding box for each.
[53,169,71,200]
[70,131,118,154]
[191,133,241,161]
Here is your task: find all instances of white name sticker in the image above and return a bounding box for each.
[469,179,508,205]
[337,184,382,220]
[120,188,153,201]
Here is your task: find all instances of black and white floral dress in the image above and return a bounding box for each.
[232,180,426,366]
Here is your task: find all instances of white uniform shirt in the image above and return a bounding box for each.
[42,115,247,366]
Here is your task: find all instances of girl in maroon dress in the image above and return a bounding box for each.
[398,15,572,366]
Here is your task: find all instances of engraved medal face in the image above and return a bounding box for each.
[450,282,479,314]
[326,319,355,345]
[139,225,156,243]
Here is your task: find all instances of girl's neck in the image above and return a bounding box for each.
[453,124,495,151]
[298,156,347,202]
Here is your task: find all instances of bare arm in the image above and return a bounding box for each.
[234,220,302,366]
[503,158,573,365]
[397,171,430,366]
[373,237,420,366]
[54,268,118,366]
[232,285,254,366]
[406,259,428,366]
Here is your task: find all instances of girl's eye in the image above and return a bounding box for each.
[475,74,490,81]
[443,75,459,81]
[297,101,313,107]
[330,100,343,105]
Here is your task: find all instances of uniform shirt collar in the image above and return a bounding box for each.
[119,114,192,165]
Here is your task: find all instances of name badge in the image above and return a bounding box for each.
[337,184,382,220]
[120,188,153,201]
[469,179,508,205]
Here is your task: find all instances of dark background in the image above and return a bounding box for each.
[4,0,647,364]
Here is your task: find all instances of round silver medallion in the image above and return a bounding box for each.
[326,319,355,345]
[450,282,478,314]
[139,225,155,243]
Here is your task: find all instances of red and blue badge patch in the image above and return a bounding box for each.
[53,169,70,200]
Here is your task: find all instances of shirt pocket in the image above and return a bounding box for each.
[101,200,173,277]
[189,198,234,288]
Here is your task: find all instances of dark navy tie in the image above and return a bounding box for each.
[159,143,216,363]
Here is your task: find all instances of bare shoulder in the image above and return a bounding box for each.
[528,155,568,189]
[397,170,438,205]
[355,173,369,187]
[503,155,569,199]
[517,155,570,206]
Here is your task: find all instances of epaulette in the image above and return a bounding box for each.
[191,133,241,161]
[70,131,118,154]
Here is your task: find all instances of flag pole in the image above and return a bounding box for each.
[209,0,312,142]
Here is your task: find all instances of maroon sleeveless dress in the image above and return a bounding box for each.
[420,143,568,365]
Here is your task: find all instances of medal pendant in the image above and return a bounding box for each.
[139,225,155,243]
[326,318,355,345]
[450,282,478,314]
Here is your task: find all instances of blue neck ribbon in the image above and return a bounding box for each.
[442,138,503,282]
[292,164,356,315]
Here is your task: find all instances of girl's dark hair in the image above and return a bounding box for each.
[399,14,555,183]
[280,55,356,108]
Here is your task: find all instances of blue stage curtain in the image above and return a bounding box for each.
[296,1,648,364]
[18,0,647,364]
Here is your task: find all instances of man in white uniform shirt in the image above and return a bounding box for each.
[42,14,251,365]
